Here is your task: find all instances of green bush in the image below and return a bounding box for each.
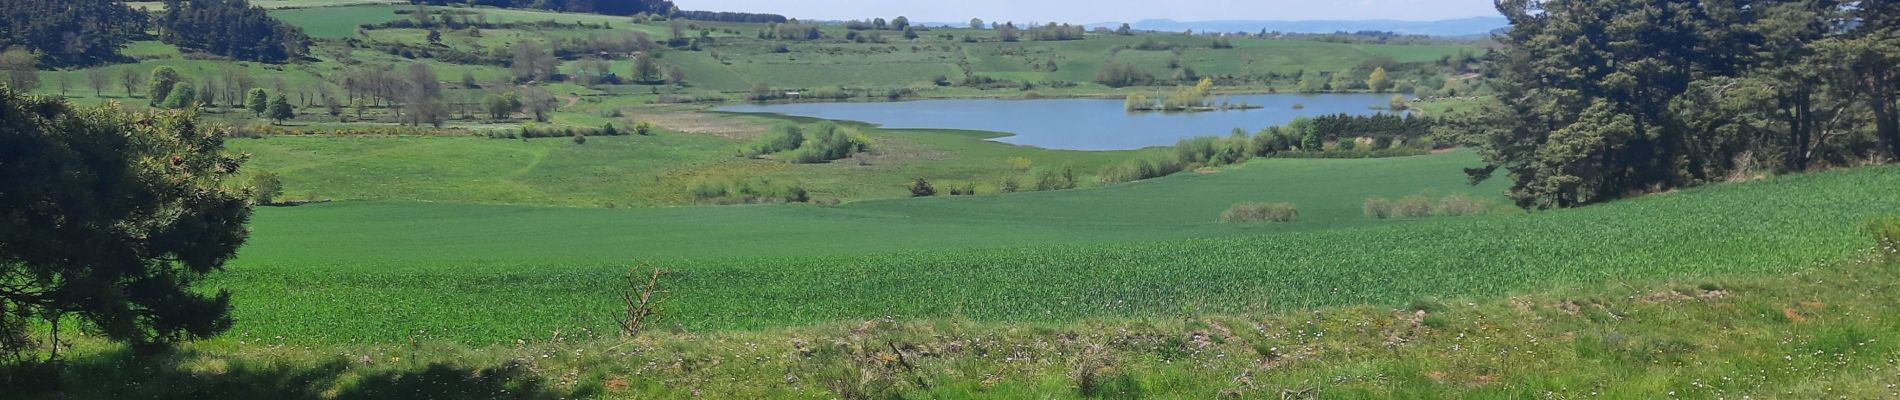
[1871,216,1900,260]
[248,171,285,205]
[1032,165,1077,191]
[1221,202,1299,223]
[742,125,805,157]
[1099,151,1186,183]
[687,177,809,204]
[1174,136,1219,166]
[998,176,1021,193]
[741,123,869,163]
[909,178,937,197]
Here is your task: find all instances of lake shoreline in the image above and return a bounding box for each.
[714,94,1411,151]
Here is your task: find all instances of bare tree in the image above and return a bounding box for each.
[402,63,448,127]
[665,64,687,86]
[0,49,38,92]
[510,41,557,83]
[632,52,659,84]
[519,85,557,122]
[86,68,111,97]
[119,67,144,98]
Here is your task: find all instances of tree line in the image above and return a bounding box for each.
[0,0,149,67]
[405,0,674,16]
[1463,0,1900,209]
[672,10,787,24]
[156,0,311,63]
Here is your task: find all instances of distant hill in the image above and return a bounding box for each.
[1090,17,1509,37]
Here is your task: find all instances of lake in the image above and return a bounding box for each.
[715,94,1404,151]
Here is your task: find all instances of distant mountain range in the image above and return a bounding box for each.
[1086,17,1510,37]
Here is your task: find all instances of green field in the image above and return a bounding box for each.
[24,2,1900,398]
[34,4,1474,120]
[215,153,1900,344]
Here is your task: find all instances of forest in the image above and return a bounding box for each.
[156,0,312,63]
[405,0,676,16]
[1462,0,1900,209]
[0,0,148,66]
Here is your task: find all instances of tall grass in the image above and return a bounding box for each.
[1872,216,1900,260]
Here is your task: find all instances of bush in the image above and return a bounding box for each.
[1174,136,1219,166]
[1392,195,1435,218]
[1363,197,1394,219]
[742,125,805,157]
[1367,193,1495,219]
[1221,202,1299,223]
[909,178,937,197]
[1032,165,1077,191]
[688,177,809,204]
[946,182,977,196]
[1872,216,1900,260]
[248,171,284,205]
[1436,194,1491,216]
[741,123,869,163]
[998,176,1021,193]
[1099,151,1186,183]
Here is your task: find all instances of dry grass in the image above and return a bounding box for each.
[635,112,771,140]
[1221,202,1299,223]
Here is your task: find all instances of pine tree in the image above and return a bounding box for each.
[247,88,269,116]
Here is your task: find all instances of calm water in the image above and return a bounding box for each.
[715,94,1402,151]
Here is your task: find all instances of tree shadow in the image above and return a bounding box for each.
[1,347,596,400]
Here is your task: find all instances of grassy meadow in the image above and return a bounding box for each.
[20,2,1900,399]
[214,157,1900,345]
[31,225,1900,399]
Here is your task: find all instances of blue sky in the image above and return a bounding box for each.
[677,0,1501,23]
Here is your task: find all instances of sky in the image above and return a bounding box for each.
[677,0,1502,24]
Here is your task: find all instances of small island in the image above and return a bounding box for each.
[1124,78,1265,112]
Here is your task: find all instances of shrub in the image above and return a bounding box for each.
[909,178,937,197]
[1221,202,1299,223]
[572,133,587,145]
[998,176,1021,193]
[1174,136,1219,166]
[1436,194,1491,217]
[1363,197,1394,219]
[1032,165,1077,191]
[248,171,284,205]
[947,182,977,196]
[742,123,869,163]
[688,177,809,204]
[1392,195,1435,218]
[1100,151,1187,183]
[1871,216,1900,260]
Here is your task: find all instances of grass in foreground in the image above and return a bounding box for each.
[16,253,1899,399]
[213,159,1899,343]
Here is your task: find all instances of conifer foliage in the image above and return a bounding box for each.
[157,0,311,63]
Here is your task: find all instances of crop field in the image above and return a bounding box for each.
[212,154,1900,344]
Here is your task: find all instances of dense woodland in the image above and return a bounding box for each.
[0,0,148,67]
[156,0,311,63]
[406,0,675,16]
[1462,0,1900,209]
